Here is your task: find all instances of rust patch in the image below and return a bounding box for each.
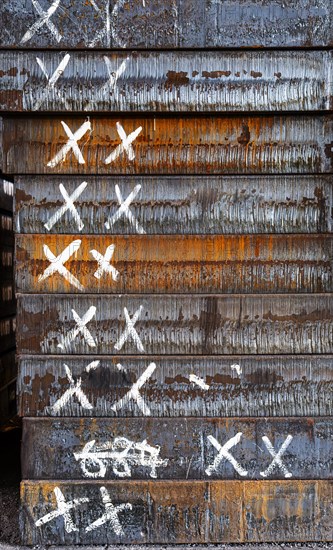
[250,70,262,78]
[165,71,189,89]
[237,123,251,145]
[202,70,231,78]
[274,72,282,78]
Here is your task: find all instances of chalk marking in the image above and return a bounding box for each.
[34,54,71,110]
[51,363,98,412]
[206,433,248,477]
[74,436,168,479]
[58,306,97,349]
[47,120,91,168]
[114,305,144,352]
[116,363,127,372]
[89,0,126,48]
[21,0,62,44]
[105,184,145,234]
[189,374,209,390]
[231,363,242,376]
[86,486,132,534]
[111,362,156,416]
[35,486,89,532]
[260,435,293,478]
[90,244,119,281]
[44,181,87,231]
[38,239,84,290]
[84,56,129,111]
[104,122,142,164]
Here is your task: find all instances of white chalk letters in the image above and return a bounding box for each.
[206,433,248,477]
[47,120,91,168]
[74,436,168,479]
[38,239,84,291]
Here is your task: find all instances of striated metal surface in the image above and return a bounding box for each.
[20,480,333,544]
[15,234,333,294]
[21,416,333,480]
[17,294,333,355]
[3,115,333,175]
[18,355,333,418]
[0,280,16,318]
[0,51,332,113]
[0,244,14,281]
[0,178,14,213]
[14,175,333,235]
[1,0,332,48]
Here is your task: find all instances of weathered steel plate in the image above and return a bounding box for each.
[0,244,14,281]
[0,280,16,318]
[3,116,333,175]
[14,175,333,235]
[15,234,333,294]
[21,417,333,480]
[20,480,333,544]
[0,316,16,354]
[17,294,333,355]
[1,51,332,112]
[1,0,332,48]
[18,355,333,418]
[0,213,14,245]
[0,178,14,213]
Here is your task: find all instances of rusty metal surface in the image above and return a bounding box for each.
[15,234,333,294]
[0,213,14,245]
[20,480,333,544]
[17,355,333,418]
[3,115,333,175]
[21,417,333,480]
[0,281,16,318]
[0,178,14,213]
[1,51,332,113]
[0,244,14,281]
[14,175,333,235]
[1,0,332,48]
[16,294,333,355]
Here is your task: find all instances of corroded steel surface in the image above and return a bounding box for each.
[0,178,14,213]
[3,116,333,175]
[15,234,333,294]
[0,51,332,112]
[20,480,333,544]
[18,355,333,418]
[1,0,332,48]
[17,294,333,355]
[21,417,333,480]
[14,175,333,235]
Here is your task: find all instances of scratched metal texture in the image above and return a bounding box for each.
[3,115,333,175]
[1,0,332,48]
[0,244,14,281]
[14,234,333,294]
[20,480,333,544]
[16,294,333,355]
[0,178,14,213]
[14,175,333,235]
[17,355,333,418]
[21,417,333,480]
[1,51,332,112]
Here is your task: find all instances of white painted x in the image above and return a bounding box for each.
[104,122,142,164]
[38,239,84,290]
[205,433,248,477]
[47,120,91,168]
[88,0,126,48]
[34,54,71,110]
[260,435,293,478]
[51,362,99,413]
[21,0,62,44]
[90,244,119,281]
[44,181,87,231]
[58,306,97,350]
[35,486,89,532]
[105,184,145,233]
[84,56,129,111]
[114,305,144,351]
[111,362,156,416]
[85,486,132,534]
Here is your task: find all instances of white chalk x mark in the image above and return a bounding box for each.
[88,0,126,48]
[21,0,62,44]
[84,56,129,111]
[51,362,99,413]
[205,433,248,477]
[111,362,156,416]
[105,184,145,234]
[58,306,97,350]
[231,364,242,376]
[260,435,293,478]
[38,239,84,291]
[35,486,89,532]
[44,181,87,232]
[47,120,91,168]
[74,436,168,479]
[90,244,119,281]
[34,54,71,110]
[114,305,144,352]
[189,374,209,390]
[85,486,132,534]
[104,122,142,164]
